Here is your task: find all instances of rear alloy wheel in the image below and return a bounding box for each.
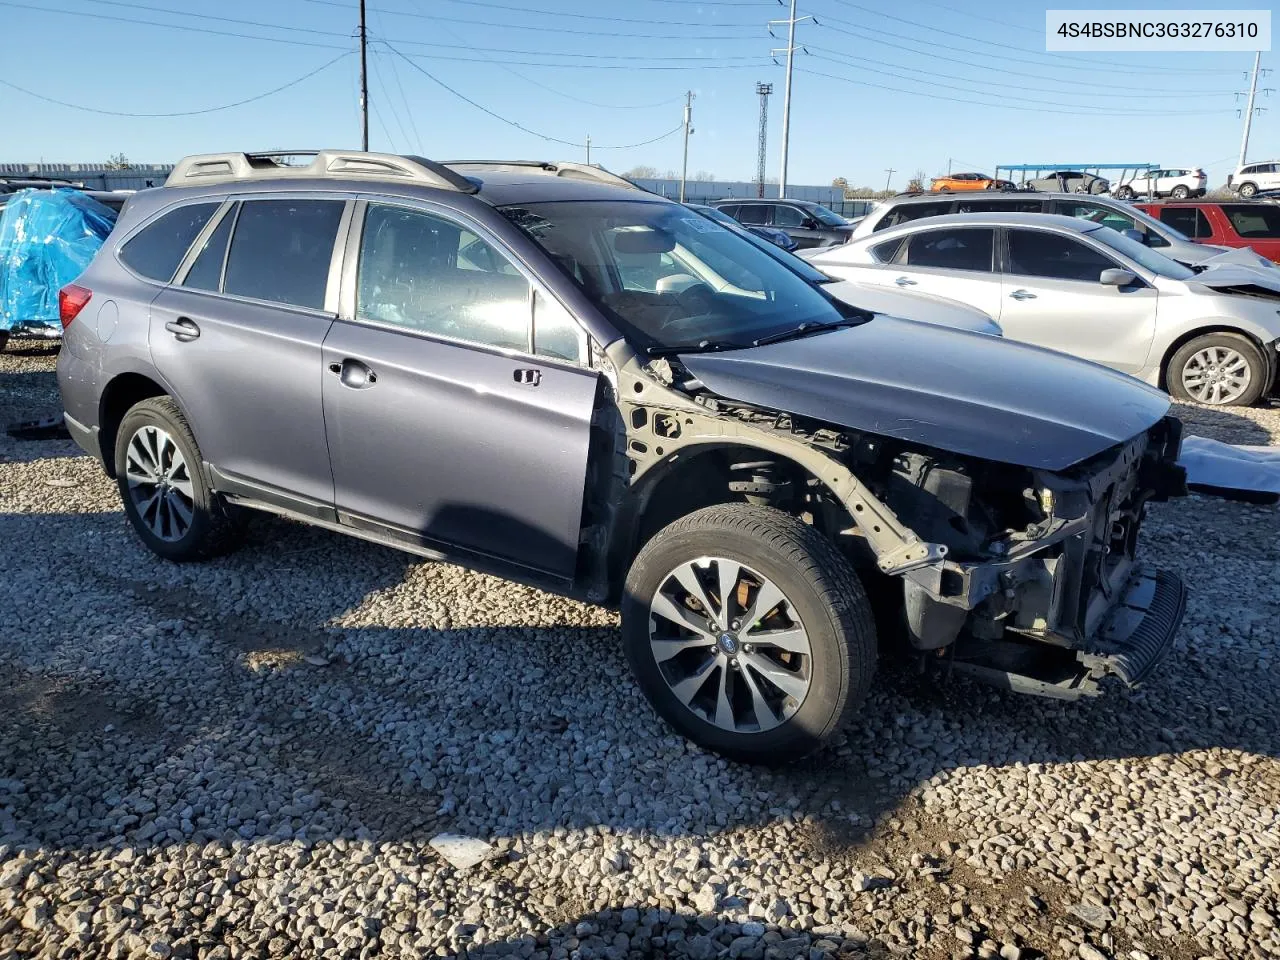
[1171,185,1190,199]
[622,504,875,764]
[1238,182,1259,199]
[1116,186,1136,200]
[115,396,243,561]
[1167,332,1266,407]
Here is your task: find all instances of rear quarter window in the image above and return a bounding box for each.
[869,237,904,263]
[1222,204,1280,238]
[119,202,219,282]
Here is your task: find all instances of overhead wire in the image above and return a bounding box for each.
[303,0,769,23]
[367,49,416,155]
[0,51,352,117]
[379,40,685,149]
[795,65,1235,117]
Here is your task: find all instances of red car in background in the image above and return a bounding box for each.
[1134,200,1280,263]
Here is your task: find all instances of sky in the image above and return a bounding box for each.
[0,0,1273,190]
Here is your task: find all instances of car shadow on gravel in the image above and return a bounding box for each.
[1170,399,1276,445]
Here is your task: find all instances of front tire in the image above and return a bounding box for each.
[1238,181,1259,198]
[114,397,242,561]
[1116,186,1136,200]
[621,505,876,764]
[1171,185,1190,199]
[1167,332,1266,407]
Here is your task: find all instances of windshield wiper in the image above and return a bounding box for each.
[646,339,747,357]
[751,319,860,347]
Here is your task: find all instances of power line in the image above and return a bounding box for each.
[0,52,352,117]
[378,40,684,149]
[815,8,1240,76]
[796,65,1234,117]
[368,50,415,155]
[0,0,352,49]
[807,48,1237,103]
[378,45,425,153]
[301,0,764,29]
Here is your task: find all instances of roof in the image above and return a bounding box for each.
[876,190,1109,206]
[459,169,667,206]
[996,163,1157,172]
[870,212,1102,233]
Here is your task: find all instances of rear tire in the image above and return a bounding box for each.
[1171,185,1190,200]
[114,397,243,561]
[621,505,876,764]
[1166,332,1267,407]
[1238,182,1259,198]
[1116,186,1135,200]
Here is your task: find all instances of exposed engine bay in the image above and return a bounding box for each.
[599,345,1189,701]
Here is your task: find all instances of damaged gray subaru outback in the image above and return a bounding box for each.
[57,151,1188,763]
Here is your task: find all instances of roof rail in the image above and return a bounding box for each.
[443,160,643,191]
[164,150,479,193]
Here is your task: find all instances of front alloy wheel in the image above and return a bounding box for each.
[1168,332,1266,407]
[622,504,876,764]
[648,556,812,734]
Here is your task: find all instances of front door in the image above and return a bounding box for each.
[322,200,598,578]
[771,204,824,248]
[148,197,347,504]
[874,225,1004,318]
[999,228,1158,373]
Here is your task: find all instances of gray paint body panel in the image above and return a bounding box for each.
[680,316,1171,470]
[320,320,597,577]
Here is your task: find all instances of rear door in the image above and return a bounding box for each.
[322,199,598,579]
[1154,205,1214,242]
[149,196,347,505]
[998,227,1157,373]
[868,226,1002,317]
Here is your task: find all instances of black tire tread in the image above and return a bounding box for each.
[116,396,243,560]
[627,504,875,761]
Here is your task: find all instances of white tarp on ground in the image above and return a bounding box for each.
[1179,436,1280,495]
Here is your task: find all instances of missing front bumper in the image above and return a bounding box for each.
[949,566,1187,701]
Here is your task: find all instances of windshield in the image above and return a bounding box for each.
[688,205,832,284]
[500,199,864,350]
[804,204,849,227]
[1087,225,1196,280]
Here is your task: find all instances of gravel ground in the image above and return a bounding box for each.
[1,340,1278,960]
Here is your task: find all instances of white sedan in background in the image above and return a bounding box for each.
[809,212,1280,406]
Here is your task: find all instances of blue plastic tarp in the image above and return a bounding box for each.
[0,188,116,332]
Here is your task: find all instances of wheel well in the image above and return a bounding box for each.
[1157,326,1271,391]
[610,445,855,596]
[98,373,167,476]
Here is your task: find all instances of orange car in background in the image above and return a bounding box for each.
[930,172,1016,192]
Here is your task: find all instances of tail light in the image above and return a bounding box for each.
[58,283,92,328]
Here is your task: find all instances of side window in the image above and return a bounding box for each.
[717,205,740,219]
[119,202,219,282]
[957,198,1045,214]
[223,199,343,309]
[905,228,994,272]
[532,290,584,363]
[1157,206,1209,239]
[181,204,236,291]
[1222,204,1280,238]
[1007,230,1118,282]
[356,203,531,352]
[869,237,904,263]
[735,205,770,225]
[772,205,806,227]
[879,201,951,230]
[1056,200,1135,234]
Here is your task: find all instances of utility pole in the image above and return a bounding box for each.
[358,0,369,151]
[1238,51,1263,169]
[585,136,591,165]
[883,168,896,193]
[770,0,812,199]
[680,91,695,202]
[755,82,772,198]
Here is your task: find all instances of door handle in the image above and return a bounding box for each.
[164,317,200,341]
[513,368,541,386]
[330,358,377,388]
[894,276,918,287]
[1009,289,1037,301]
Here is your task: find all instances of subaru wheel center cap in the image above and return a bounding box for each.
[718,633,738,655]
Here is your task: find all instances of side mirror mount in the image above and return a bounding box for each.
[1100,267,1138,287]
[803,217,820,230]
[1121,228,1146,245]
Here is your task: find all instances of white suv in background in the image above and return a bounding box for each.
[1229,161,1280,198]
[1113,168,1207,200]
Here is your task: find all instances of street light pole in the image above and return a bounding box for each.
[883,168,896,192]
[680,91,694,202]
[1239,51,1262,168]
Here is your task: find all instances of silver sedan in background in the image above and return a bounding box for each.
[810,212,1280,406]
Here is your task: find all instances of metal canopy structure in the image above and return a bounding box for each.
[996,162,1159,186]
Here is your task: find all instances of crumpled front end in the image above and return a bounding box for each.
[886,416,1188,699]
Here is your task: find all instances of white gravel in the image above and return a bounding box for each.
[2,340,1279,960]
